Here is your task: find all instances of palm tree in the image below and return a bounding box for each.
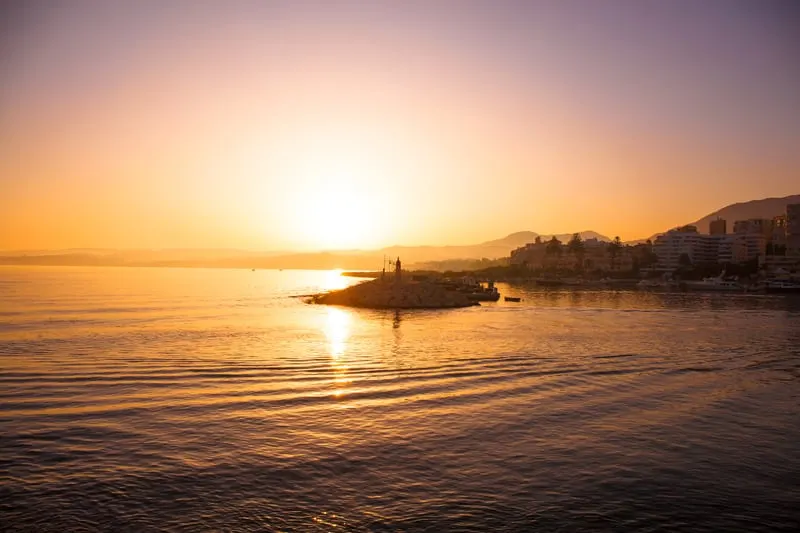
[567,233,585,271]
[607,236,623,271]
[545,236,562,255]
[544,237,562,269]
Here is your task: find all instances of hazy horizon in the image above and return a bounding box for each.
[2,194,798,256]
[2,0,799,251]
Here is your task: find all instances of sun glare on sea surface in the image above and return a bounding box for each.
[323,269,349,291]
[324,306,351,360]
[323,307,353,399]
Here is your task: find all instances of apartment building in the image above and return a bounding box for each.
[787,204,800,257]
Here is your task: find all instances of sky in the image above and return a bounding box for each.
[1,0,798,251]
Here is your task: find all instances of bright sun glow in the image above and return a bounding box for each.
[299,183,379,250]
[322,269,349,291]
[261,130,396,250]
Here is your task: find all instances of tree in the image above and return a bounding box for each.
[607,236,623,270]
[635,240,658,270]
[567,233,585,270]
[545,236,562,255]
[678,253,692,268]
[534,236,542,245]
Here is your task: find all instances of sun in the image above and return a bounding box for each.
[305,187,376,249]
[255,128,399,250]
[289,173,386,250]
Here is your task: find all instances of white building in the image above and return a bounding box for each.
[653,226,716,270]
[654,210,798,271]
[788,204,800,257]
[653,227,764,271]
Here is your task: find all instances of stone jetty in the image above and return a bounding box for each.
[311,278,477,309]
[310,257,477,309]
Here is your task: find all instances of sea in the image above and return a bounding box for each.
[1,266,799,532]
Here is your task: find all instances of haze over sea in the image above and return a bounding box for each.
[1,266,799,532]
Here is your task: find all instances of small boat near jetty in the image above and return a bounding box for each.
[504,296,521,302]
[444,277,501,301]
[464,281,500,302]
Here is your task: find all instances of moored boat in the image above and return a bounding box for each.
[763,280,800,293]
[683,275,743,292]
[466,286,500,301]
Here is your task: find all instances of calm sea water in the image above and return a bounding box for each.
[1,266,799,532]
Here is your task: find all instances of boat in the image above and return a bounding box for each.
[683,272,743,292]
[466,285,500,302]
[763,279,800,293]
[504,296,521,302]
[455,279,501,302]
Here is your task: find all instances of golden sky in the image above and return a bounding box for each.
[1,1,798,251]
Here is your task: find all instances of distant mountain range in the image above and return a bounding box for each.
[0,231,609,270]
[2,195,796,270]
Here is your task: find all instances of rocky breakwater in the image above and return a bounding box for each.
[311,279,477,309]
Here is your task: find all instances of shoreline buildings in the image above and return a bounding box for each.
[509,237,635,272]
[652,204,800,271]
[509,204,800,273]
[788,204,800,257]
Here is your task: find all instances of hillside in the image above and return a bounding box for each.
[638,194,800,241]
[688,195,800,233]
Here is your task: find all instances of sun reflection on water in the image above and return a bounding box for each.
[323,307,353,397]
[322,269,349,291]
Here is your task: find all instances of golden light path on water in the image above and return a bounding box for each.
[325,306,353,398]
